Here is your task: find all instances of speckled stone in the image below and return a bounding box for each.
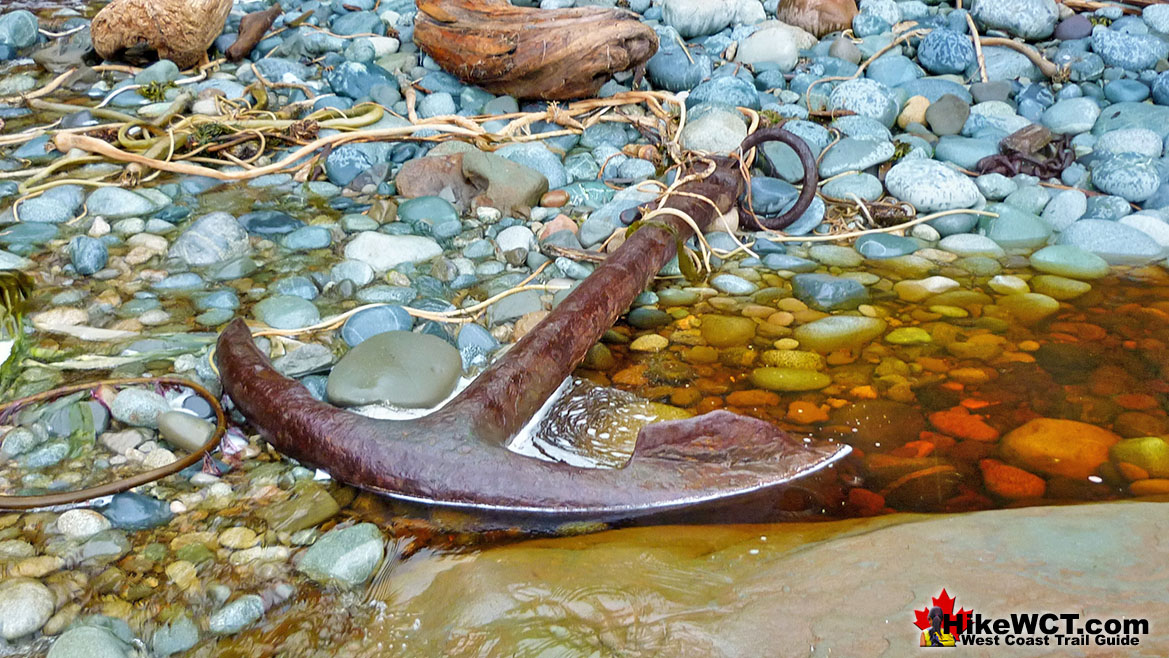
[885,160,980,212]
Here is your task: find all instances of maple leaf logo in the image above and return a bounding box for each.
[913,588,973,635]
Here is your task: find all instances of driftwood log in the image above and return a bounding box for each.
[777,0,858,37]
[216,128,843,522]
[413,0,658,100]
[92,0,232,69]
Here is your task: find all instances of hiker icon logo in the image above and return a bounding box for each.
[914,589,971,648]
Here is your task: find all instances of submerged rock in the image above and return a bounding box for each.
[1000,418,1119,480]
[327,331,462,407]
[297,523,386,588]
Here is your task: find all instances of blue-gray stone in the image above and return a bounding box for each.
[828,78,899,128]
[253,295,320,329]
[1092,153,1161,202]
[133,60,179,85]
[1040,188,1087,230]
[866,55,923,88]
[885,159,980,211]
[762,120,829,182]
[194,289,239,311]
[1083,194,1132,221]
[710,274,758,295]
[762,253,819,272]
[970,0,1058,39]
[744,177,797,216]
[647,40,713,91]
[495,143,566,189]
[273,275,318,300]
[69,236,107,275]
[169,212,250,267]
[153,614,199,657]
[418,91,456,118]
[933,135,999,170]
[852,13,890,38]
[855,233,919,259]
[281,225,333,251]
[1105,79,1150,103]
[86,187,161,219]
[917,29,975,74]
[332,10,384,35]
[325,61,394,99]
[1041,97,1101,134]
[100,492,172,530]
[1091,28,1167,71]
[209,595,265,635]
[688,76,760,110]
[896,78,973,104]
[297,523,385,587]
[791,274,869,310]
[1058,218,1164,264]
[975,173,1018,200]
[818,138,895,177]
[457,322,499,369]
[974,46,1042,82]
[239,210,304,236]
[1095,127,1163,158]
[0,10,37,48]
[341,305,413,346]
[822,173,884,201]
[627,307,672,329]
[983,203,1052,249]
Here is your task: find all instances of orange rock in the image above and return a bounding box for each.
[929,406,1000,442]
[538,213,577,239]
[696,396,724,414]
[727,389,781,408]
[848,385,878,399]
[785,400,828,424]
[1116,461,1150,482]
[669,387,701,407]
[919,431,957,453]
[979,459,1046,500]
[847,487,885,515]
[890,440,935,459]
[1000,418,1120,480]
[611,365,647,387]
[540,190,569,208]
[1130,478,1169,496]
[1115,393,1158,411]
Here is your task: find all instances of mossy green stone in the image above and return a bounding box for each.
[760,349,824,370]
[657,288,700,306]
[750,367,831,391]
[1111,437,1169,478]
[793,316,887,352]
[699,315,756,347]
[1029,245,1110,280]
[996,293,1060,325]
[1029,274,1091,300]
[885,327,932,344]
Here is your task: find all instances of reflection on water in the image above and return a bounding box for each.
[508,377,689,469]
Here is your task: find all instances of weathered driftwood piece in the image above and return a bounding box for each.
[216,128,847,522]
[227,4,282,62]
[92,0,232,69]
[776,0,858,37]
[413,0,658,100]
